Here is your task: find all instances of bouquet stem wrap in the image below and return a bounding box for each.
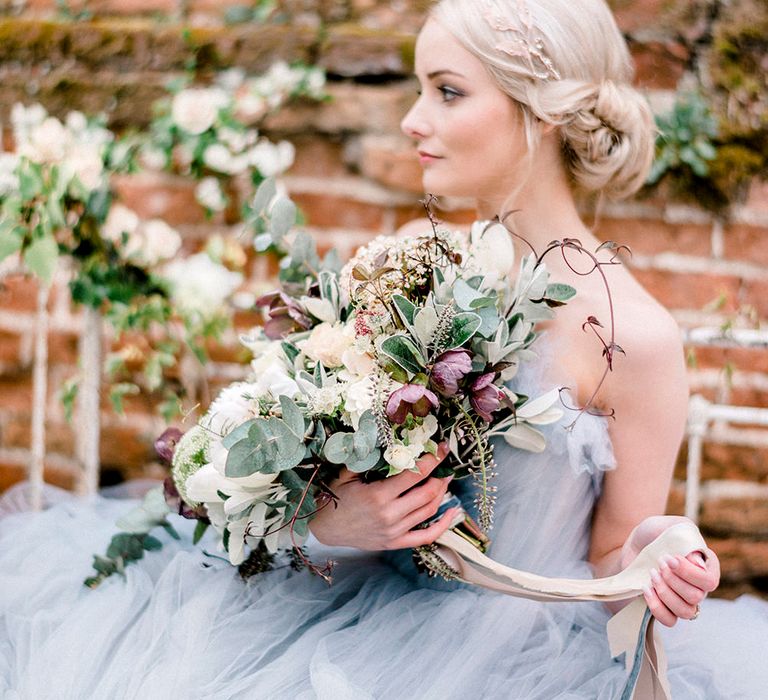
[434,521,707,700]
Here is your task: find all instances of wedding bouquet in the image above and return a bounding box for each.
[86,208,574,587]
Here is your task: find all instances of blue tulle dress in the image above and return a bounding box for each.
[1,359,767,699]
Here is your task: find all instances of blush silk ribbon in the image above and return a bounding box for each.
[434,521,708,700]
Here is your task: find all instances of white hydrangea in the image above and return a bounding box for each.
[309,385,342,416]
[201,381,263,437]
[162,252,243,319]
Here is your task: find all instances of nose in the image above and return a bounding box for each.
[400,97,431,140]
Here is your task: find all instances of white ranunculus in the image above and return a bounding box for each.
[171,87,228,135]
[342,375,375,430]
[195,176,227,212]
[298,322,353,369]
[250,340,284,377]
[102,203,140,243]
[384,443,420,475]
[468,220,516,285]
[248,139,295,177]
[254,359,300,400]
[163,252,243,319]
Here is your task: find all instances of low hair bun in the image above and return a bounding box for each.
[561,80,655,200]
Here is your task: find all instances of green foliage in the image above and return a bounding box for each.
[322,411,381,472]
[648,92,718,186]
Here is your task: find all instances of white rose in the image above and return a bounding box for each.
[195,176,227,212]
[468,221,516,285]
[299,322,353,368]
[340,346,375,380]
[102,203,140,244]
[202,143,234,173]
[171,87,228,135]
[23,116,68,163]
[384,443,419,475]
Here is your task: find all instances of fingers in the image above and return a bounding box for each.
[672,553,720,592]
[392,475,451,519]
[643,584,678,627]
[377,443,450,499]
[399,487,448,533]
[392,507,459,549]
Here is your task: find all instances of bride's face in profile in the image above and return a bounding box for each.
[401,18,529,203]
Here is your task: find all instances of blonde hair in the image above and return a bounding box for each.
[431,0,655,200]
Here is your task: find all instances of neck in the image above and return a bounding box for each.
[475,136,597,254]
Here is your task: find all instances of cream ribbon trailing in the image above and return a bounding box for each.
[434,521,708,700]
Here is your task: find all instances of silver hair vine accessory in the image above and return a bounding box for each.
[482,0,562,82]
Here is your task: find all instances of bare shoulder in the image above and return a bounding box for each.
[548,266,687,412]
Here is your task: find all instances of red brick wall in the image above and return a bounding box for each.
[1,0,766,597]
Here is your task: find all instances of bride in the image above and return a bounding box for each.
[1,1,766,698]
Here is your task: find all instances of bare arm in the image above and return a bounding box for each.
[587,310,720,623]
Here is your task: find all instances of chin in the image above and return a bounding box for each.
[421,173,470,200]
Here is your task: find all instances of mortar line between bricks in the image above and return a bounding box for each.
[630,252,768,280]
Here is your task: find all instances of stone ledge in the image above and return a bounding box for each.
[0,18,316,72]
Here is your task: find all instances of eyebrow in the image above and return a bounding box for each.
[426,69,466,80]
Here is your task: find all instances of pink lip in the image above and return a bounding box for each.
[418,150,442,164]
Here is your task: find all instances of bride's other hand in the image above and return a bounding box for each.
[621,515,721,627]
[308,442,458,551]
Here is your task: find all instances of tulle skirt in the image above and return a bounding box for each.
[1,483,767,700]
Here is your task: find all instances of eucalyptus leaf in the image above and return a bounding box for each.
[24,233,59,284]
[323,431,351,464]
[270,197,297,243]
[0,223,23,263]
[252,177,277,216]
[279,395,306,439]
[221,418,257,449]
[346,448,381,473]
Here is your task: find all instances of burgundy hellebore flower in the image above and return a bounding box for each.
[163,477,209,521]
[469,373,504,422]
[154,427,183,465]
[430,349,473,397]
[386,384,439,424]
[255,290,313,340]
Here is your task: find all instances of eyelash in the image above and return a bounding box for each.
[415,85,464,103]
[437,85,463,103]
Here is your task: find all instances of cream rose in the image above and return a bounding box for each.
[299,322,353,369]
